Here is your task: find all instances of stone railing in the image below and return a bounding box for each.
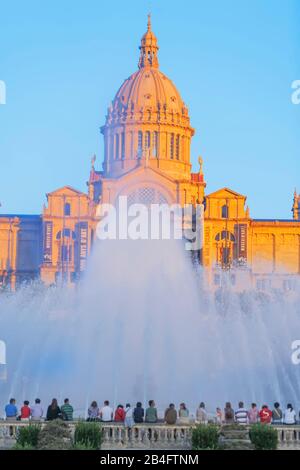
[101,424,192,449]
[276,426,300,450]
[1,421,300,450]
[0,421,192,450]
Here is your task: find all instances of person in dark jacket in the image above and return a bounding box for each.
[165,404,177,425]
[224,402,235,424]
[46,398,62,421]
[133,402,144,423]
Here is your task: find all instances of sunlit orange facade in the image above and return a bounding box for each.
[0,16,300,290]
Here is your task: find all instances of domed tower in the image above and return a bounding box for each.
[101,14,195,182]
[89,15,205,206]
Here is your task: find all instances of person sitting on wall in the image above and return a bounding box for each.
[61,398,74,421]
[114,404,126,422]
[145,400,158,423]
[248,403,259,424]
[31,398,43,421]
[259,405,272,424]
[272,402,283,425]
[224,402,235,424]
[164,404,177,425]
[5,398,18,421]
[100,400,113,422]
[20,400,31,421]
[196,402,208,424]
[46,398,62,421]
[178,403,189,424]
[215,407,224,425]
[87,401,100,421]
[235,401,248,425]
[133,402,144,424]
[124,403,134,429]
[283,404,296,425]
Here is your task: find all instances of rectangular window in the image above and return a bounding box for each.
[153,131,158,157]
[138,131,143,158]
[64,203,71,216]
[170,133,174,159]
[222,205,229,219]
[181,136,185,158]
[115,134,119,160]
[121,132,125,160]
[176,135,180,160]
[145,131,151,149]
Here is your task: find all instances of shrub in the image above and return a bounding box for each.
[74,422,103,450]
[37,419,72,450]
[73,442,98,450]
[249,424,278,450]
[16,424,40,448]
[13,443,36,451]
[192,424,219,450]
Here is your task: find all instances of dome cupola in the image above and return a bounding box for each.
[101,15,195,181]
[138,14,159,69]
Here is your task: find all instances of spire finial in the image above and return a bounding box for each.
[147,13,151,32]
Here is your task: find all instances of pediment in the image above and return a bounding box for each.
[46,186,87,198]
[206,187,246,200]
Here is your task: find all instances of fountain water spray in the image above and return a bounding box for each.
[0,238,300,418]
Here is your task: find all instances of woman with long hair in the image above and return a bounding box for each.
[46,398,61,421]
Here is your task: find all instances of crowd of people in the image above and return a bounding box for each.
[3,398,300,426]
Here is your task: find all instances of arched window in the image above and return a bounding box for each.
[176,135,180,160]
[64,203,71,216]
[221,205,229,219]
[170,133,175,159]
[215,231,235,242]
[56,229,76,240]
[138,131,143,158]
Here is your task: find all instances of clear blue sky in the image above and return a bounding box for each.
[0,0,299,218]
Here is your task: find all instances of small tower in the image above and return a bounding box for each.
[138,13,159,69]
[292,190,300,220]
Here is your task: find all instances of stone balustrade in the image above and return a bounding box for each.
[101,424,192,449]
[0,421,192,450]
[0,420,300,450]
[276,426,300,450]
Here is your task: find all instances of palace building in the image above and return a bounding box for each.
[1,16,300,290]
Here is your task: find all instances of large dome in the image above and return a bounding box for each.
[101,14,195,181]
[105,14,191,127]
[112,67,187,120]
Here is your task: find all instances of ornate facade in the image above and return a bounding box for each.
[1,16,300,290]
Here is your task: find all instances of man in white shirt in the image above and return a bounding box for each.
[284,404,296,425]
[31,398,43,421]
[100,400,113,422]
